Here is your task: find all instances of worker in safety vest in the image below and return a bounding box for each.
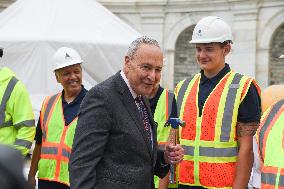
[175,16,261,189]
[250,56,284,189]
[255,54,284,189]
[28,47,88,189]
[148,83,178,189]
[0,47,35,157]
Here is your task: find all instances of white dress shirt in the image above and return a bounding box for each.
[248,135,261,189]
[120,70,153,147]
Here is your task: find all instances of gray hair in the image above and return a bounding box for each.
[126,36,161,59]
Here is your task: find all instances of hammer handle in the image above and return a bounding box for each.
[167,128,178,184]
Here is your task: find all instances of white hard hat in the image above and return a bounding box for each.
[52,47,83,71]
[279,55,284,59]
[190,16,233,44]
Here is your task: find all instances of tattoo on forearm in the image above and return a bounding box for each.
[236,122,259,137]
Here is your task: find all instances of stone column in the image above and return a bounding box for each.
[231,9,258,78]
[162,49,175,90]
[140,12,165,44]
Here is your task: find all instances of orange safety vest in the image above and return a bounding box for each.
[175,71,260,188]
[257,99,284,189]
[38,93,77,186]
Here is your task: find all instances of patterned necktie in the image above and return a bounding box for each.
[134,96,152,142]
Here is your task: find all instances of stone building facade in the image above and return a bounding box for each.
[98,0,284,90]
[1,0,283,89]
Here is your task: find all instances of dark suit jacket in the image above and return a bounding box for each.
[69,72,169,189]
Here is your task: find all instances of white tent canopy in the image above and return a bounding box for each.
[0,0,140,117]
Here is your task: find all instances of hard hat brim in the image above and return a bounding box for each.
[189,39,233,44]
[53,61,82,72]
[189,39,214,44]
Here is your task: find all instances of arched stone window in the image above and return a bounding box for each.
[174,25,199,86]
[269,23,284,85]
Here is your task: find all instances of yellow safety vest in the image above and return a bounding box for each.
[256,99,284,189]
[0,67,35,156]
[38,93,77,186]
[154,89,178,188]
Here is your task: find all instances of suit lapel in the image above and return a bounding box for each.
[114,72,153,157]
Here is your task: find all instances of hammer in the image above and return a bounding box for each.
[164,118,186,184]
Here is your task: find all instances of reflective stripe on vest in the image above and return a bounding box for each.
[41,146,71,159]
[261,169,284,188]
[42,146,58,155]
[41,94,58,141]
[182,145,195,156]
[220,73,242,142]
[0,77,18,127]
[167,91,174,120]
[280,175,284,187]
[14,120,35,129]
[177,71,253,188]
[183,146,238,157]
[0,76,35,129]
[38,93,77,186]
[15,139,32,149]
[262,172,277,185]
[177,78,192,117]
[199,146,238,157]
[257,99,284,188]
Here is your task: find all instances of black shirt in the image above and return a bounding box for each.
[35,86,88,144]
[149,86,178,118]
[198,64,261,123]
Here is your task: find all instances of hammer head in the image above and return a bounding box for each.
[164,118,186,129]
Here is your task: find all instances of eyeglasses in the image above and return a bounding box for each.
[131,59,163,74]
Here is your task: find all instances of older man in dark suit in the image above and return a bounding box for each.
[69,36,184,189]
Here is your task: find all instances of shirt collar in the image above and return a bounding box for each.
[200,63,231,85]
[120,70,137,99]
[62,85,87,104]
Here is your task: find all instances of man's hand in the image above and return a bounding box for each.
[164,144,184,164]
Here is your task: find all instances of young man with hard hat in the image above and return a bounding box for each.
[0,48,35,157]
[255,55,284,189]
[28,47,88,189]
[175,16,261,189]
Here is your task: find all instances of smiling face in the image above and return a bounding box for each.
[124,44,163,96]
[55,63,82,96]
[195,42,230,78]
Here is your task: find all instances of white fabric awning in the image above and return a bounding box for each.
[0,0,140,117]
